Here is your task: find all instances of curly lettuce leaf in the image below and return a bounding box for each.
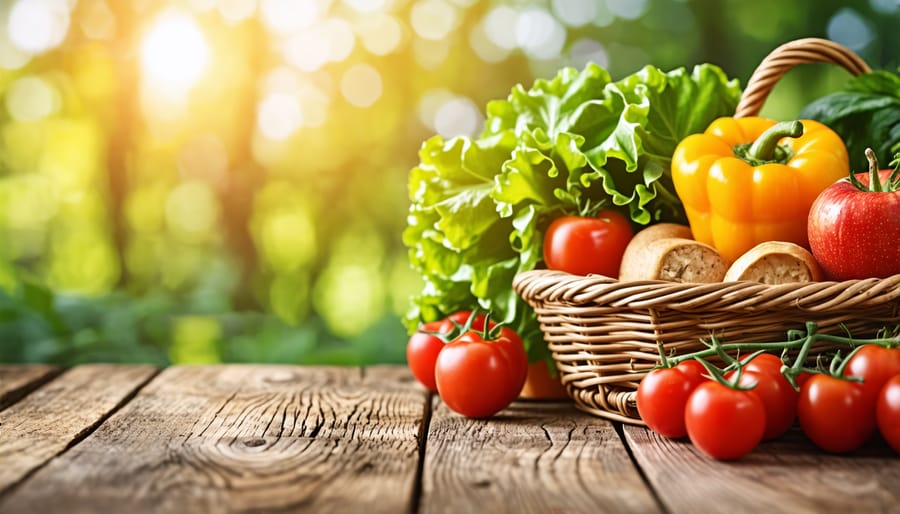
[404,62,741,362]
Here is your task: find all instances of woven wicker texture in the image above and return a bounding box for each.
[514,38,898,425]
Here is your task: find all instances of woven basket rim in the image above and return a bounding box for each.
[514,269,900,311]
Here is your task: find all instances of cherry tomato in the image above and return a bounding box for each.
[406,320,447,392]
[743,353,785,377]
[877,375,900,454]
[441,310,491,332]
[797,374,876,453]
[434,326,528,418]
[543,210,634,277]
[845,344,900,402]
[730,369,797,441]
[406,311,496,392]
[636,360,707,439]
[685,381,766,460]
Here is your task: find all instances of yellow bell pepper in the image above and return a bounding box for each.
[671,117,848,264]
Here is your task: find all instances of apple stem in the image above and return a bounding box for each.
[866,148,883,192]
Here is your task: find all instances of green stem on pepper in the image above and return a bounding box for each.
[742,120,804,164]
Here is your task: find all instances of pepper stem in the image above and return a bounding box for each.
[746,120,804,162]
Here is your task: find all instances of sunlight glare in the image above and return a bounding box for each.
[141,11,209,94]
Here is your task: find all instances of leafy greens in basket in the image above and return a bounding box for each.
[403,62,741,362]
[799,68,900,171]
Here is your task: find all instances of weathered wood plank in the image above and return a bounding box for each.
[625,425,900,514]
[0,364,157,495]
[420,399,661,514]
[0,365,60,411]
[0,365,429,514]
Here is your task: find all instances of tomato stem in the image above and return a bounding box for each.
[660,322,900,389]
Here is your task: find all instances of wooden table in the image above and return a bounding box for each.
[0,364,897,514]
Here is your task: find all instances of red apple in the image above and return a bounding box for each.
[808,148,900,281]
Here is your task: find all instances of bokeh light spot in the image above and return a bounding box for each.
[516,8,566,61]
[217,0,257,24]
[259,210,317,273]
[6,75,60,122]
[8,0,70,55]
[79,0,116,40]
[313,263,384,339]
[827,8,874,52]
[468,19,510,63]
[607,0,649,20]
[340,64,382,107]
[433,96,482,138]
[257,93,303,140]
[325,18,355,62]
[343,0,386,13]
[417,88,454,130]
[551,0,596,27]
[569,38,608,69]
[165,181,219,240]
[357,14,403,56]
[260,0,318,35]
[283,29,331,71]
[483,6,518,50]
[410,0,457,41]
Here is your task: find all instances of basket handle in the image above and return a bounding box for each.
[734,37,872,118]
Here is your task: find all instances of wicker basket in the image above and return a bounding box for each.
[513,38,899,425]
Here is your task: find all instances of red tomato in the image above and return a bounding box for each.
[797,374,876,453]
[877,375,900,454]
[543,210,634,277]
[685,381,766,460]
[434,326,528,418]
[406,311,497,392]
[730,369,797,441]
[406,320,447,392]
[743,353,785,377]
[845,344,900,402]
[441,310,490,331]
[807,167,900,280]
[636,361,707,439]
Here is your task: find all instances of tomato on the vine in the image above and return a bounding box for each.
[543,209,634,277]
[685,381,766,460]
[406,310,495,392]
[845,344,900,402]
[729,368,797,441]
[877,375,900,454]
[406,320,447,392]
[637,360,708,439]
[434,325,528,418]
[743,353,785,377]
[797,374,876,453]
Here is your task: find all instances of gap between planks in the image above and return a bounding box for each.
[0,365,160,498]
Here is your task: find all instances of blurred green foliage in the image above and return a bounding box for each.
[0,0,897,365]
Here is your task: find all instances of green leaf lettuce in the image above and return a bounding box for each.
[404,62,741,362]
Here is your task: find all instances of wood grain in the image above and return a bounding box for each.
[420,399,661,514]
[0,364,157,494]
[0,365,59,411]
[624,425,900,514]
[0,365,429,514]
